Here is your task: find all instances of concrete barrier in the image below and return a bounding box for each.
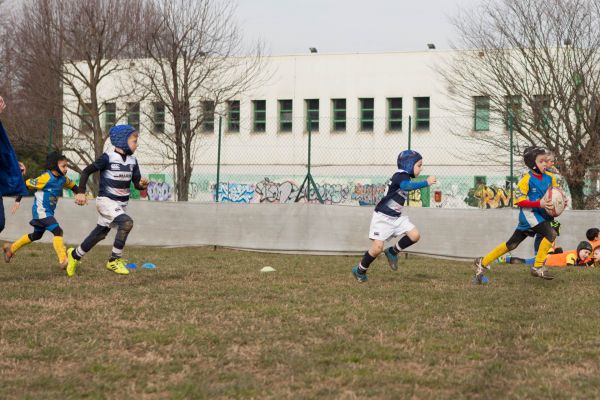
[1,198,598,259]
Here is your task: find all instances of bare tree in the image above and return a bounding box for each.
[14,0,148,194]
[138,0,264,201]
[1,0,63,155]
[444,0,600,209]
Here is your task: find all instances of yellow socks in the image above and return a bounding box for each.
[534,238,553,268]
[8,234,67,266]
[482,243,509,267]
[10,235,32,253]
[52,236,67,265]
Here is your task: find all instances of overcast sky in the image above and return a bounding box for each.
[1,0,480,54]
[234,0,481,55]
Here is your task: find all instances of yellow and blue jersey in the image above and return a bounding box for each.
[514,171,558,230]
[26,171,76,219]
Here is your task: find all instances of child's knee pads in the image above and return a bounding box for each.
[114,214,134,233]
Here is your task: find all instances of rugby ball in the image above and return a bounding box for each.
[543,187,567,217]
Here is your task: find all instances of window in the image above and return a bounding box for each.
[127,102,140,131]
[533,95,551,131]
[590,168,600,194]
[253,100,266,132]
[279,99,293,132]
[305,99,319,132]
[104,102,116,132]
[332,98,346,131]
[153,102,165,133]
[202,101,215,133]
[227,100,240,132]
[79,103,93,134]
[360,98,374,131]
[473,96,490,131]
[505,95,521,129]
[414,97,430,131]
[388,97,402,131]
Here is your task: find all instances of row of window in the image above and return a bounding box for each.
[248,97,430,133]
[82,95,557,135]
[473,95,551,131]
[81,97,431,134]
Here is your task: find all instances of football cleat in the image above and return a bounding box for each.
[352,265,368,283]
[106,258,130,275]
[530,266,554,280]
[384,247,399,271]
[2,243,14,263]
[472,257,490,284]
[496,253,511,264]
[66,248,80,277]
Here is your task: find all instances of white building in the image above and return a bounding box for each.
[63,50,521,208]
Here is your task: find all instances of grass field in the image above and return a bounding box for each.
[0,244,599,399]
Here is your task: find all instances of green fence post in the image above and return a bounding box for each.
[408,115,412,150]
[215,116,222,202]
[407,115,412,206]
[295,118,324,204]
[307,121,313,199]
[509,113,514,206]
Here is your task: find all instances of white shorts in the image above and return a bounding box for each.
[368,212,415,241]
[96,196,128,228]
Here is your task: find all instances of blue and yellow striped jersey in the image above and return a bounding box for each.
[26,171,76,219]
[514,171,558,231]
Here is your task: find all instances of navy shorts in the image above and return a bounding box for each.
[29,216,60,232]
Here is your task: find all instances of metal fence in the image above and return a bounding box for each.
[100,113,553,210]
[56,112,586,208]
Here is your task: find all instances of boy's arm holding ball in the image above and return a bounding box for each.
[426,176,437,186]
[540,197,552,212]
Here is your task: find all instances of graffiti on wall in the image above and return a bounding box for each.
[431,183,473,208]
[67,170,572,209]
[216,182,256,203]
[190,179,212,201]
[467,184,513,209]
[147,181,173,201]
[212,178,387,205]
[351,183,387,206]
[144,174,173,202]
[254,178,298,203]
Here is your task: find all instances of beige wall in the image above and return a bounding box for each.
[2,198,596,260]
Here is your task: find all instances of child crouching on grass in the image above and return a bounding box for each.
[352,150,436,282]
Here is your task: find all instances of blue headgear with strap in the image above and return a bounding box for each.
[397,150,423,178]
[109,125,137,155]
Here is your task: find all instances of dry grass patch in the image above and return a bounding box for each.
[0,244,599,399]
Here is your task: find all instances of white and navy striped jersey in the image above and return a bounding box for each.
[93,150,141,204]
[374,169,429,218]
